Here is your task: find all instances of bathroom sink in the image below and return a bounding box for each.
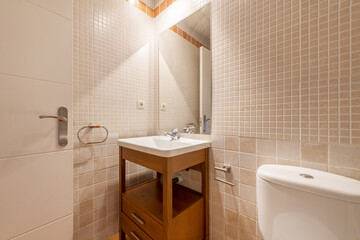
[117,136,211,157]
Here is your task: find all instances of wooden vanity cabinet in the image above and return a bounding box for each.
[119,147,209,240]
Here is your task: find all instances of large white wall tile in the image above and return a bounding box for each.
[0,74,73,159]
[28,0,73,20]
[0,0,72,85]
[11,215,73,240]
[0,151,73,240]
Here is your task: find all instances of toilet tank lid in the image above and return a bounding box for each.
[257,165,360,204]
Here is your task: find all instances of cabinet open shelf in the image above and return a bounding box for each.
[123,179,203,224]
[119,147,209,239]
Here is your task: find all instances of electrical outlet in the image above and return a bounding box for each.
[137,100,145,109]
[160,103,166,111]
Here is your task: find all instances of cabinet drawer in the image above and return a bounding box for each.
[121,213,152,240]
[122,196,163,240]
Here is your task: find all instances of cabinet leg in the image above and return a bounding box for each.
[202,150,209,239]
[163,162,173,239]
[119,229,126,240]
[119,147,126,240]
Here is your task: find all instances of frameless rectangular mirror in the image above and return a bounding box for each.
[158,3,212,135]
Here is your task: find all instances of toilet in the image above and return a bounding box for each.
[257,164,360,240]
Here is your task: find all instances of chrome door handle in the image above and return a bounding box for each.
[39,107,68,146]
[39,115,67,122]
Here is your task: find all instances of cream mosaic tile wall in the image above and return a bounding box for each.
[209,0,360,239]
[212,0,360,145]
[73,0,156,239]
[72,0,360,239]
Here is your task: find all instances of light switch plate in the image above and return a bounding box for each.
[160,103,166,111]
[137,100,145,109]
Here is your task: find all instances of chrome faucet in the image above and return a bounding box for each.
[183,122,196,134]
[164,128,180,140]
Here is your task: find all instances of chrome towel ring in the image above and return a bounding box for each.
[77,124,108,145]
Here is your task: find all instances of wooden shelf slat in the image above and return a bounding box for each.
[123,179,203,223]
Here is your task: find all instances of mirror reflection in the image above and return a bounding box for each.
[159,3,212,135]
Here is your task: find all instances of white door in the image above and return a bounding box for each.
[199,47,212,134]
[0,0,73,239]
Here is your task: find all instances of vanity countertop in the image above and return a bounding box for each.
[117,135,211,157]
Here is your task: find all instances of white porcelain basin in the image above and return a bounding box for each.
[117,136,211,157]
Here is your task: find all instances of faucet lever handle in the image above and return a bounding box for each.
[171,128,178,134]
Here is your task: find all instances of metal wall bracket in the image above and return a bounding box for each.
[214,164,234,186]
[214,165,231,173]
[214,177,235,186]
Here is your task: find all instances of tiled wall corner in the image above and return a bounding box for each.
[73,0,156,239]
[210,0,360,239]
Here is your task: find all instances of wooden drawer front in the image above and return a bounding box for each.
[121,213,152,240]
[122,197,163,240]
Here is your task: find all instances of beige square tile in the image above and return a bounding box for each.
[301,161,328,171]
[79,199,93,215]
[211,190,225,206]
[94,182,106,196]
[211,215,225,235]
[239,184,256,203]
[239,153,257,170]
[225,136,240,151]
[211,135,225,149]
[277,140,300,160]
[257,139,276,156]
[238,214,256,236]
[277,159,300,166]
[94,207,106,222]
[238,199,256,219]
[225,150,240,166]
[78,223,93,240]
[329,144,360,168]
[224,193,239,212]
[329,166,360,180]
[256,155,276,168]
[240,169,256,186]
[79,186,93,202]
[94,219,106,233]
[94,158,106,171]
[225,209,239,226]
[301,142,328,163]
[210,229,224,240]
[211,148,225,163]
[79,173,94,188]
[240,138,256,154]
[225,223,239,240]
[79,211,94,228]
[94,170,106,184]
